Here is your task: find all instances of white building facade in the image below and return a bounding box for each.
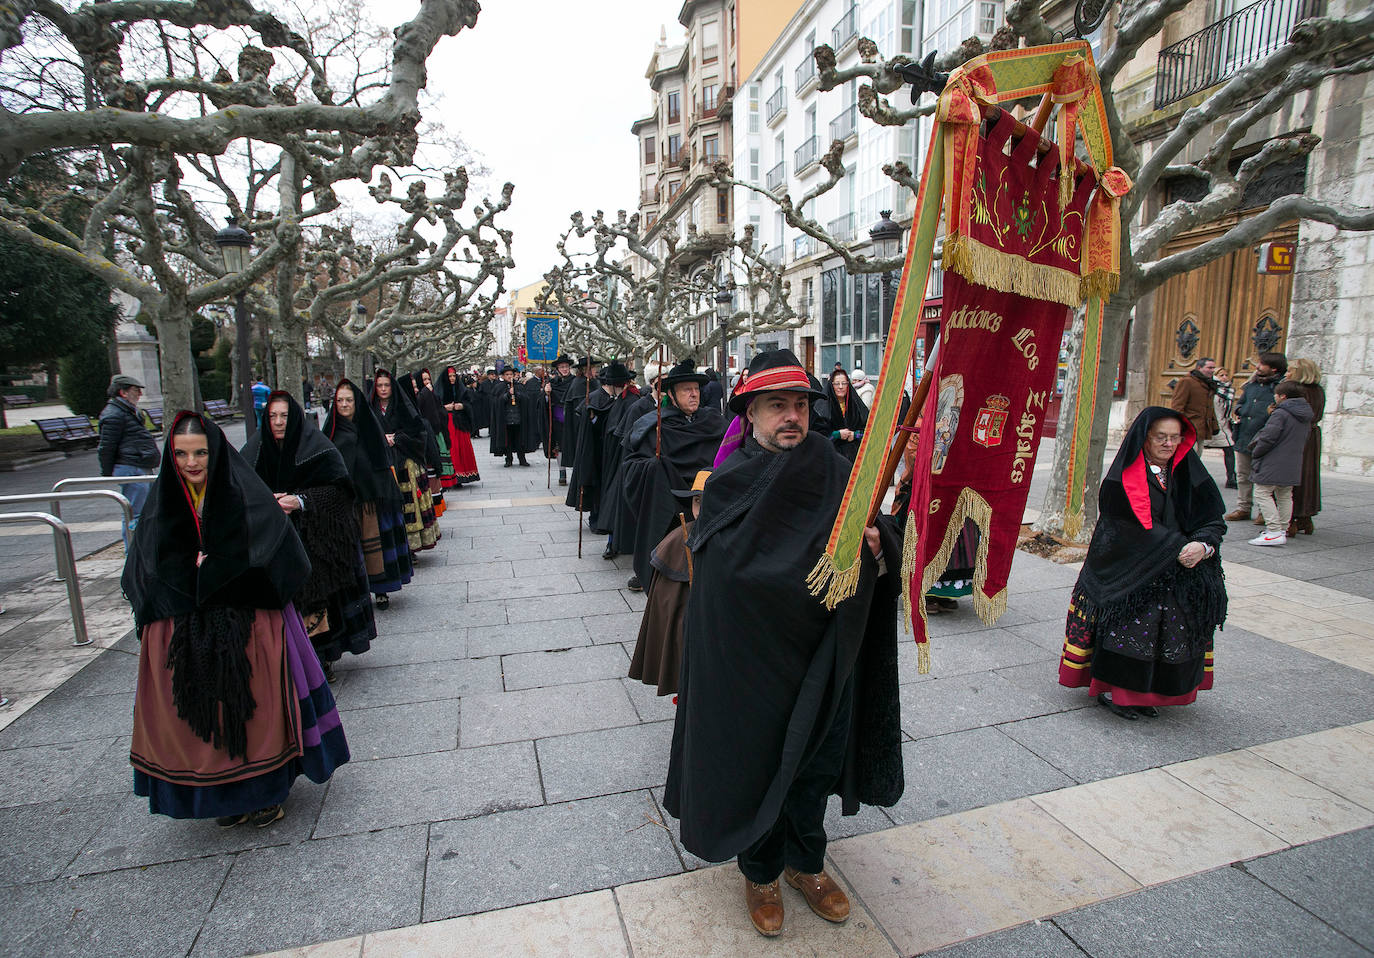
[731,0,1000,376]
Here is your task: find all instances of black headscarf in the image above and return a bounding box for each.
[323,379,400,506]
[1075,406,1227,632]
[416,368,448,436]
[823,370,870,432]
[438,365,474,433]
[122,411,310,759]
[242,390,350,493]
[369,368,429,465]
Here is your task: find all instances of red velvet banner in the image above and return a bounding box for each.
[906,112,1094,637]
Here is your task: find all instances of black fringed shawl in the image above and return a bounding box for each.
[1075,406,1228,638]
[242,391,360,609]
[122,411,309,759]
[438,366,474,433]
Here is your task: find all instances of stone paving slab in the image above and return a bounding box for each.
[313,742,542,838]
[467,618,592,657]
[191,825,428,958]
[0,793,122,884]
[1052,861,1372,958]
[459,678,640,747]
[887,727,1076,823]
[331,699,459,761]
[0,854,232,958]
[501,643,629,691]
[1241,827,1374,951]
[535,719,674,803]
[423,791,682,920]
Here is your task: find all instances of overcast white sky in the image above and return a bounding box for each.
[367,0,689,295]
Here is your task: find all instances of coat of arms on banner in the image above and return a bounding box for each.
[972,394,1010,448]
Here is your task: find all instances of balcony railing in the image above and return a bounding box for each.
[828,213,855,243]
[766,160,787,192]
[640,189,657,207]
[664,150,687,170]
[762,245,785,267]
[795,56,817,90]
[794,136,819,173]
[794,234,817,259]
[766,86,788,123]
[829,105,857,142]
[1155,0,1322,109]
[831,4,858,50]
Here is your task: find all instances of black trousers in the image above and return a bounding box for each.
[736,682,852,883]
[503,420,526,462]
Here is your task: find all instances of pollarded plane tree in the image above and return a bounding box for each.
[751,0,1374,538]
[295,167,512,379]
[0,0,486,412]
[538,207,800,366]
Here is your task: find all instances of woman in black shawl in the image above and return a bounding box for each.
[821,369,869,464]
[438,365,481,485]
[243,391,376,679]
[400,371,448,519]
[370,368,439,554]
[123,412,349,825]
[1059,407,1228,719]
[417,369,457,490]
[322,379,413,609]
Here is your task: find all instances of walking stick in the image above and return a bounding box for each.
[654,345,665,458]
[577,487,584,558]
[547,364,554,490]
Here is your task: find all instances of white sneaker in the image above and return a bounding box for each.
[1248,532,1287,546]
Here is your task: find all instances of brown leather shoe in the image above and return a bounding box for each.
[1286,519,1298,537]
[1253,515,1266,525]
[784,866,850,923]
[744,878,783,937]
[1224,509,1251,522]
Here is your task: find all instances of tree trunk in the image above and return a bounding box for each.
[153,302,197,415]
[275,322,307,403]
[1033,296,1134,541]
[44,360,59,399]
[344,349,368,383]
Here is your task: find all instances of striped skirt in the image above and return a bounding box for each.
[132,605,350,818]
[397,457,439,552]
[359,500,413,593]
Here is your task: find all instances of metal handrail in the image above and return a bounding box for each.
[0,512,89,646]
[1,490,133,582]
[51,475,155,519]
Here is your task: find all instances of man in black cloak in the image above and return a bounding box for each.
[564,360,635,551]
[489,366,542,466]
[663,349,903,939]
[560,356,600,475]
[545,355,576,485]
[470,369,497,438]
[611,359,725,592]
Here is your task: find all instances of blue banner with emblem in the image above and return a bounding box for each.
[524,313,560,363]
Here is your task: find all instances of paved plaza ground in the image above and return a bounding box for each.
[1,431,1372,957]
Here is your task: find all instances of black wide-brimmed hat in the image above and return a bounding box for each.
[598,360,633,385]
[553,354,573,367]
[573,356,599,370]
[662,358,709,389]
[728,348,823,414]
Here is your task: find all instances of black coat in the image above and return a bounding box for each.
[663,432,903,862]
[98,395,160,474]
[560,375,599,468]
[610,403,725,587]
[487,378,543,456]
[563,386,634,531]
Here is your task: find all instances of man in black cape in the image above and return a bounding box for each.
[545,355,576,485]
[563,360,635,549]
[560,356,600,475]
[472,368,499,439]
[489,366,541,466]
[663,348,903,938]
[610,359,725,592]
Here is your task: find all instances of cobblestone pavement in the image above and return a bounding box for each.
[0,437,1371,957]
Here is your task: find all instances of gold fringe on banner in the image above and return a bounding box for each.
[1062,508,1084,540]
[900,511,918,635]
[1080,269,1120,302]
[805,553,861,611]
[943,235,1085,308]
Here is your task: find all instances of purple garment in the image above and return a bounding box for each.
[714,414,751,467]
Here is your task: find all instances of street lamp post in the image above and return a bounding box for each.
[869,210,903,354]
[214,217,255,435]
[391,327,406,371]
[715,281,734,411]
